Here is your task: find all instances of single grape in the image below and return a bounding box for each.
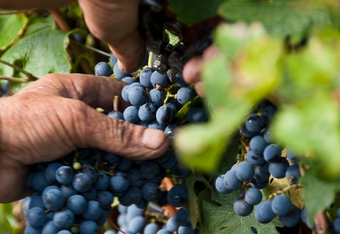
[245,114,264,133]
[43,189,64,211]
[144,223,159,234]
[176,87,195,105]
[108,111,124,120]
[261,105,277,124]
[110,53,117,65]
[215,175,233,194]
[176,208,190,226]
[156,230,172,234]
[42,185,60,198]
[67,195,87,215]
[269,158,290,179]
[235,162,255,181]
[333,219,340,234]
[110,172,130,192]
[160,151,177,169]
[45,163,63,184]
[126,204,145,220]
[263,144,282,163]
[153,149,171,164]
[121,76,136,84]
[148,120,166,130]
[140,161,160,180]
[187,106,207,123]
[72,174,92,192]
[125,187,143,204]
[33,172,50,192]
[272,194,292,216]
[127,216,146,233]
[61,184,78,199]
[53,209,74,229]
[174,73,189,87]
[55,166,74,185]
[24,226,42,234]
[167,185,188,207]
[96,209,108,226]
[178,225,196,234]
[249,135,269,156]
[167,216,179,232]
[151,71,168,88]
[114,63,130,79]
[233,197,254,216]
[26,207,46,227]
[138,103,156,123]
[250,179,269,189]
[79,220,98,234]
[258,201,276,223]
[286,148,300,164]
[82,200,103,221]
[172,162,190,178]
[254,166,270,182]
[121,85,130,102]
[94,173,109,191]
[81,187,97,201]
[223,170,243,191]
[245,188,262,205]
[257,100,275,111]
[263,127,274,143]
[123,106,140,123]
[94,62,112,76]
[241,126,257,138]
[42,220,60,234]
[148,89,166,108]
[128,86,148,106]
[29,194,46,210]
[156,106,173,125]
[118,158,133,171]
[140,67,153,88]
[81,166,97,184]
[257,162,270,173]
[279,205,301,227]
[246,150,265,166]
[286,164,301,184]
[142,182,161,201]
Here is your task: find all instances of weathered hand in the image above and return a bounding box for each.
[0,74,169,202]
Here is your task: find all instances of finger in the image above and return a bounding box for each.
[182,56,204,84]
[79,0,146,73]
[71,103,170,159]
[194,82,205,97]
[17,74,130,112]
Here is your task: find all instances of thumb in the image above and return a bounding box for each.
[76,105,170,160]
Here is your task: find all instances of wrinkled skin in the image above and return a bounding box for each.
[0,74,169,202]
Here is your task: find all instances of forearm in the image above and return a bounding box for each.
[0,0,75,10]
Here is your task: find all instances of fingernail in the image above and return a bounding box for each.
[141,129,166,150]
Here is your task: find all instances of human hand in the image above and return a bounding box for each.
[78,0,146,74]
[0,74,169,203]
[182,45,220,96]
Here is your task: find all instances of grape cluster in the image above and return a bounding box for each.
[110,203,196,234]
[24,52,203,234]
[216,100,303,227]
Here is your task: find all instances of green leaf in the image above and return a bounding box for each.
[171,96,201,124]
[300,170,340,225]
[0,15,72,86]
[200,190,282,234]
[167,0,224,25]
[0,12,28,51]
[219,0,332,43]
[0,203,14,233]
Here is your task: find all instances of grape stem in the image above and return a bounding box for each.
[97,170,114,177]
[267,184,303,200]
[114,96,119,112]
[0,59,38,81]
[148,52,154,68]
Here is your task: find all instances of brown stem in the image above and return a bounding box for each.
[0,76,29,83]
[0,9,38,15]
[48,9,94,74]
[114,96,119,112]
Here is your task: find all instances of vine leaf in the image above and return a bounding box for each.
[0,15,72,93]
[0,12,28,51]
[167,0,224,25]
[300,170,340,226]
[219,0,332,43]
